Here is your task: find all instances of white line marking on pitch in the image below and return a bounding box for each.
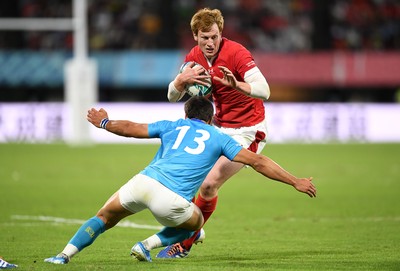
[11,215,162,230]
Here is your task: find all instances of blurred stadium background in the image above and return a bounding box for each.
[0,0,399,144]
[1,2,400,269]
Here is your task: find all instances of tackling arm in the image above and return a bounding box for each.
[86,108,149,138]
[233,149,317,198]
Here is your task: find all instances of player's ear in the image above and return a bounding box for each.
[193,33,198,41]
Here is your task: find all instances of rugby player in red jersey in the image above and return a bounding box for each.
[161,7,271,258]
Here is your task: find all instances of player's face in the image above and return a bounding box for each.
[194,23,222,59]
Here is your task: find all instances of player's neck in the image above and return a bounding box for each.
[203,54,215,66]
[190,118,207,124]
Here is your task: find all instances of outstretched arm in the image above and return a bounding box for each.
[233,149,317,198]
[86,108,149,138]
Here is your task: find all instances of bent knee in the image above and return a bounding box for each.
[187,219,203,232]
[193,214,204,230]
[200,182,219,199]
[96,209,122,230]
[178,206,204,231]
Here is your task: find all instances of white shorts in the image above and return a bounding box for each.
[118,174,195,227]
[214,119,268,154]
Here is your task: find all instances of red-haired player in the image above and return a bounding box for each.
[162,7,271,258]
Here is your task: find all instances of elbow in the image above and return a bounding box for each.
[250,81,270,100]
[167,93,177,102]
[246,155,260,170]
[252,155,269,174]
[264,83,271,100]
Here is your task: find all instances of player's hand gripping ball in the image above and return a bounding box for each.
[179,62,212,97]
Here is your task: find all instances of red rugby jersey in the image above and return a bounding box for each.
[185,38,265,128]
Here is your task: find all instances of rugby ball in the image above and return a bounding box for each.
[179,62,212,97]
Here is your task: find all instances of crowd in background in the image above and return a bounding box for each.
[0,0,399,52]
[330,0,400,50]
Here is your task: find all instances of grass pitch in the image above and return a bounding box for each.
[1,143,399,271]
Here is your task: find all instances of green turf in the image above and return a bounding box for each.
[1,143,399,270]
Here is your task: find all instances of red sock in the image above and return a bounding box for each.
[182,194,218,249]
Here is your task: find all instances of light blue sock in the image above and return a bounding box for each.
[68,216,106,251]
[156,227,195,246]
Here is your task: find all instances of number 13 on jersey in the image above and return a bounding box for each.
[171,126,210,155]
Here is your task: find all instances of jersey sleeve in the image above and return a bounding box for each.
[220,133,243,161]
[232,44,257,78]
[147,120,173,138]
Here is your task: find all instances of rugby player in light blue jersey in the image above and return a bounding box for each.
[44,96,316,264]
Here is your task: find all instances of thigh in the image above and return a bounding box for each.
[149,181,195,227]
[97,192,133,229]
[118,174,149,214]
[120,174,195,227]
[200,120,268,198]
[203,155,244,189]
[199,155,244,200]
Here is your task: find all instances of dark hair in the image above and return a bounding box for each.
[184,96,214,123]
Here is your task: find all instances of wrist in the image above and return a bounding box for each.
[100,118,109,129]
[235,82,250,95]
[168,81,185,102]
[173,75,186,91]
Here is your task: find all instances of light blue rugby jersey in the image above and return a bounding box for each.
[140,118,242,201]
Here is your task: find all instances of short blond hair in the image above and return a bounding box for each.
[190,8,224,35]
